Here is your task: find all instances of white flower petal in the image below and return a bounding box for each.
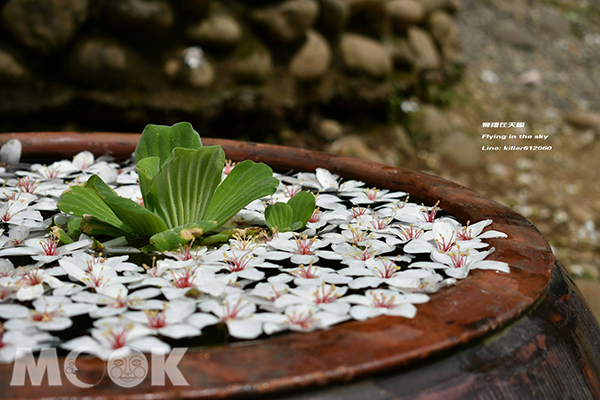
[158,324,201,339]
[187,313,220,330]
[226,319,263,339]
[350,305,381,321]
[0,303,29,319]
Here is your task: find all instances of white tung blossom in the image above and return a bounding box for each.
[62,317,169,360]
[0,158,511,351]
[341,289,430,321]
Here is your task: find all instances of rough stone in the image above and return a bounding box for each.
[406,104,449,141]
[495,20,536,49]
[188,62,215,88]
[232,41,273,84]
[164,47,214,88]
[69,39,128,85]
[429,11,457,47]
[391,125,416,156]
[386,0,424,31]
[564,111,600,131]
[1,0,88,53]
[517,69,542,86]
[316,0,349,33]
[437,131,482,168]
[163,59,180,79]
[318,119,344,141]
[0,49,27,82]
[408,27,441,69]
[343,0,385,14]
[327,134,386,163]
[539,7,570,37]
[102,0,174,36]
[419,0,461,14]
[289,30,331,81]
[250,0,319,42]
[387,37,417,67]
[343,0,387,38]
[428,11,461,62]
[187,14,242,48]
[340,33,392,78]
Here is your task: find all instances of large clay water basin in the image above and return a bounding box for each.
[0,132,553,399]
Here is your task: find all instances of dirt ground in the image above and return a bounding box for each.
[429,0,600,318]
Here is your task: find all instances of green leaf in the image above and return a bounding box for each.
[67,217,83,238]
[85,175,167,236]
[80,215,137,238]
[150,220,218,252]
[136,156,160,205]
[204,160,279,228]
[91,237,104,251]
[200,228,261,246]
[146,146,225,228]
[200,233,231,246]
[135,122,202,167]
[57,185,135,236]
[291,221,303,230]
[265,202,293,232]
[50,226,74,244]
[288,191,316,230]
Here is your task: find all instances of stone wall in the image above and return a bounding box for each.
[0,0,463,145]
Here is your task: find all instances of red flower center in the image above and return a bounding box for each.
[294,236,315,255]
[222,299,248,320]
[40,237,58,256]
[313,284,338,304]
[287,311,316,330]
[225,252,252,272]
[371,292,397,309]
[172,268,197,288]
[145,310,168,329]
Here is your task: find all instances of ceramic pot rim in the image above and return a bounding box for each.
[0,133,554,399]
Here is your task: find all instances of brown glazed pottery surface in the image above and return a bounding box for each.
[0,133,554,399]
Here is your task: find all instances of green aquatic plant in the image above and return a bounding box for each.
[58,122,284,251]
[264,191,315,232]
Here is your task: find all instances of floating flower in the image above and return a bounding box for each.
[263,304,349,334]
[0,325,57,364]
[0,157,511,352]
[344,187,408,205]
[274,283,350,315]
[262,233,342,264]
[269,263,352,286]
[0,234,92,264]
[341,289,429,320]
[0,199,44,229]
[410,247,510,279]
[199,295,280,339]
[71,283,163,318]
[0,295,96,331]
[149,266,227,299]
[59,256,141,290]
[205,250,280,281]
[247,282,290,311]
[450,219,508,242]
[7,266,66,301]
[332,242,395,269]
[62,317,169,360]
[340,256,431,290]
[122,299,200,339]
[403,219,488,256]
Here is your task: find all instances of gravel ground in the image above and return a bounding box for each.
[429,0,600,318]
